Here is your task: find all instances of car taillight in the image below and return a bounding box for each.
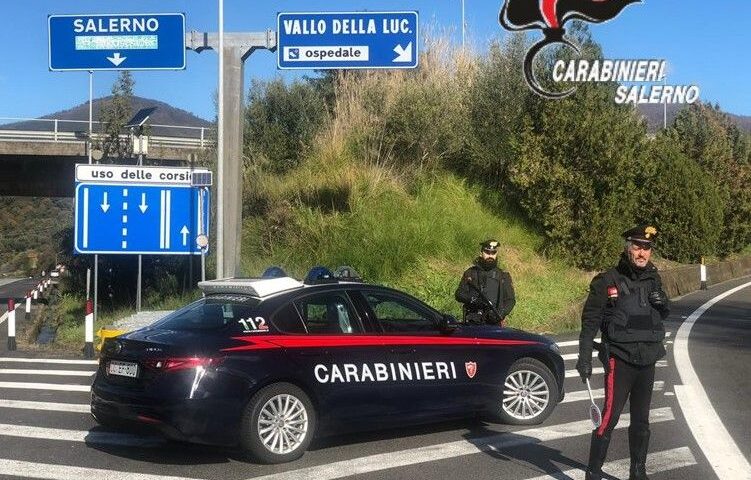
[142,357,224,372]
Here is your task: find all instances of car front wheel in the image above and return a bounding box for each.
[240,382,316,464]
[496,358,558,425]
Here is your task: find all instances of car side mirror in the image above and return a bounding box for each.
[438,314,459,333]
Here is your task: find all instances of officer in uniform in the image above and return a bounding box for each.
[576,226,670,480]
[454,239,516,325]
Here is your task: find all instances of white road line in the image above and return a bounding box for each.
[0,304,22,326]
[250,408,675,480]
[0,382,91,392]
[561,352,596,361]
[0,459,201,480]
[0,357,99,365]
[565,362,666,378]
[0,423,164,448]
[556,331,671,349]
[0,399,89,413]
[524,446,696,480]
[561,381,665,404]
[0,369,94,377]
[674,280,751,480]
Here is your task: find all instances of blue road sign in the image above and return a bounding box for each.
[48,13,186,71]
[277,11,418,70]
[74,184,209,255]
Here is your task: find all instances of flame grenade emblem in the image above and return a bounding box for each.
[499,0,641,98]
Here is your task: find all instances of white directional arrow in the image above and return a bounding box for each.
[180,226,190,246]
[100,192,110,213]
[107,52,126,67]
[393,42,413,63]
[139,193,148,213]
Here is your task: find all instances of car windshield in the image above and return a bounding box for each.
[152,295,261,331]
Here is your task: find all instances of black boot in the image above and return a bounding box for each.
[628,428,650,480]
[585,431,611,480]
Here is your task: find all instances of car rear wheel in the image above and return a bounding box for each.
[496,358,558,425]
[240,383,316,464]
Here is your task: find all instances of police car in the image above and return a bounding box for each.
[92,267,565,464]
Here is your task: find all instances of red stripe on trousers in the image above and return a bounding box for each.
[597,356,616,436]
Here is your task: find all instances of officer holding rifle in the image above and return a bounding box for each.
[455,239,516,326]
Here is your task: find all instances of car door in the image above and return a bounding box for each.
[281,290,396,429]
[354,289,479,420]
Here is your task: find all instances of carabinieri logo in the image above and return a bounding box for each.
[499,0,639,99]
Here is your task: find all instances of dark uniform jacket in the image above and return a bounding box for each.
[579,253,669,366]
[455,259,515,324]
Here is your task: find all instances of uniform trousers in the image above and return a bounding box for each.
[595,355,655,437]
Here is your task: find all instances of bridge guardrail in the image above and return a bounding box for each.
[0,117,214,149]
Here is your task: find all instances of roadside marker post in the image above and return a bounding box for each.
[84,299,94,359]
[32,289,38,302]
[25,294,31,320]
[7,299,16,351]
[700,257,707,290]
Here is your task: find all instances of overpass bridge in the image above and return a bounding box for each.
[0,117,214,197]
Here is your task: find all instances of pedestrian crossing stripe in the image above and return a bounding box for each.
[0,357,99,365]
[251,408,675,480]
[0,381,90,392]
[523,446,696,480]
[0,369,95,376]
[0,399,90,413]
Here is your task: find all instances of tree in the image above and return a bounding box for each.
[671,103,751,255]
[100,71,135,160]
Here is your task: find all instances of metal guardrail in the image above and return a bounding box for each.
[0,117,214,149]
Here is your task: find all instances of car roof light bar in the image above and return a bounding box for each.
[198,277,303,297]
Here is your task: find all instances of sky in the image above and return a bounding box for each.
[0,1,749,122]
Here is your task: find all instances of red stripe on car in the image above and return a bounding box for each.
[221,335,540,352]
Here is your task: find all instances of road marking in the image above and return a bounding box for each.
[561,352,596,361]
[0,423,164,447]
[82,187,89,248]
[674,280,751,480]
[0,357,99,365]
[564,362,666,378]
[524,446,696,480]
[251,408,675,480]
[561,381,664,404]
[556,332,672,349]
[0,369,94,377]
[0,304,24,326]
[0,459,201,480]
[0,399,89,413]
[0,382,90,392]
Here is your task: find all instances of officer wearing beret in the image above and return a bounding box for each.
[454,239,515,326]
[577,226,670,480]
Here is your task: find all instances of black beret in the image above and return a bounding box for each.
[622,225,658,243]
[480,239,500,252]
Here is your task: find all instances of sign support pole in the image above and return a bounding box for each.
[186,29,276,280]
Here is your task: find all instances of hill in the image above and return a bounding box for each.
[0,96,212,138]
[638,104,751,133]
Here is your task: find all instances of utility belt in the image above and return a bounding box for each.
[603,272,665,344]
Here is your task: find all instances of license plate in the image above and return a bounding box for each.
[108,360,138,378]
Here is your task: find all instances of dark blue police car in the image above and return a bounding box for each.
[92,267,565,463]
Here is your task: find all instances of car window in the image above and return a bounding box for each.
[271,302,306,334]
[153,296,259,331]
[364,292,437,333]
[294,293,359,334]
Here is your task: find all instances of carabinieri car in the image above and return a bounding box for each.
[92,267,565,464]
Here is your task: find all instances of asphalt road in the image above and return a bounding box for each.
[0,277,38,305]
[0,277,749,480]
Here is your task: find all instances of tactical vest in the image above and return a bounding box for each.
[603,270,665,343]
[479,268,502,307]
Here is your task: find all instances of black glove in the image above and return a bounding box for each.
[648,290,668,309]
[575,357,592,383]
